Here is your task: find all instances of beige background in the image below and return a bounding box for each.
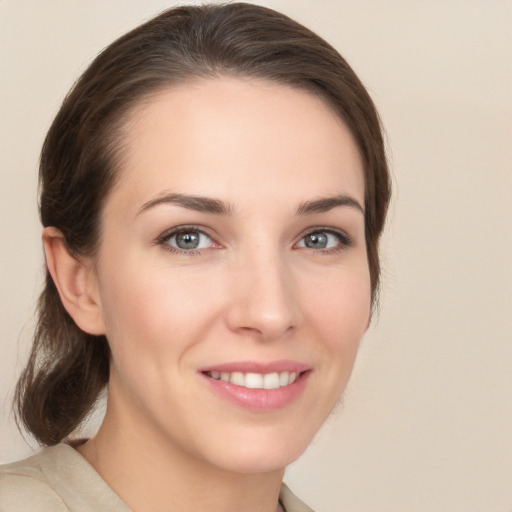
[1,1,511,510]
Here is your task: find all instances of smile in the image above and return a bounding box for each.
[200,362,311,411]
[204,371,300,389]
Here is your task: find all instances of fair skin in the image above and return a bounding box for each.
[44,77,370,512]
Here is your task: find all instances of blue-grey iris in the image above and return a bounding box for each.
[175,231,200,249]
[304,233,328,249]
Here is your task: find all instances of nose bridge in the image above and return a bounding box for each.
[227,238,299,339]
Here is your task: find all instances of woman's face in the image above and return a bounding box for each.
[92,77,370,473]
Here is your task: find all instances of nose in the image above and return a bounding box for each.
[225,250,301,341]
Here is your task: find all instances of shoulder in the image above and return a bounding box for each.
[280,483,316,512]
[0,443,129,512]
[0,449,69,511]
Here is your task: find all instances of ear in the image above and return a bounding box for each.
[43,226,106,335]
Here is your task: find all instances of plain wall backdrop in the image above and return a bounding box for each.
[1,1,511,510]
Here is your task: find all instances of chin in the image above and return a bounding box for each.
[197,425,316,475]
[215,449,306,475]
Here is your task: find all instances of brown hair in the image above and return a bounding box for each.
[15,2,391,446]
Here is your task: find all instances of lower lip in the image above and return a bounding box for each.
[200,371,311,412]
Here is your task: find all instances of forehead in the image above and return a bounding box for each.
[109,77,365,214]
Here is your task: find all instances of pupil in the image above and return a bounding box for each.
[176,231,199,249]
[306,233,327,249]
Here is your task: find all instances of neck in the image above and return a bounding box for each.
[77,398,285,512]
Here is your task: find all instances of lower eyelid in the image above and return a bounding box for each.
[155,226,219,252]
[296,229,352,248]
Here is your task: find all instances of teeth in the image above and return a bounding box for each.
[245,372,263,388]
[263,372,280,389]
[279,371,289,386]
[207,370,301,389]
[230,372,245,386]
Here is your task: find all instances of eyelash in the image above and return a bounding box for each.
[155,225,353,256]
[156,225,216,256]
[296,227,353,254]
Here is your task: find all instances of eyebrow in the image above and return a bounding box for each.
[137,192,234,216]
[295,194,364,215]
[136,192,364,217]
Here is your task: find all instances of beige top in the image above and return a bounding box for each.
[0,444,313,512]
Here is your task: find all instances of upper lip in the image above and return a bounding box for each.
[199,360,310,374]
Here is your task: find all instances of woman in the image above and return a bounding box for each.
[0,3,390,511]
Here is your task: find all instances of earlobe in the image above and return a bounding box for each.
[43,227,106,335]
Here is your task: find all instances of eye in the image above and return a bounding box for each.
[159,227,216,252]
[295,229,351,251]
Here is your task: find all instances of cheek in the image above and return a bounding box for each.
[96,265,226,419]
[304,266,371,343]
[303,266,371,393]
[98,262,223,361]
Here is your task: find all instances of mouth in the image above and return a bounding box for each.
[199,363,311,411]
[202,370,302,389]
